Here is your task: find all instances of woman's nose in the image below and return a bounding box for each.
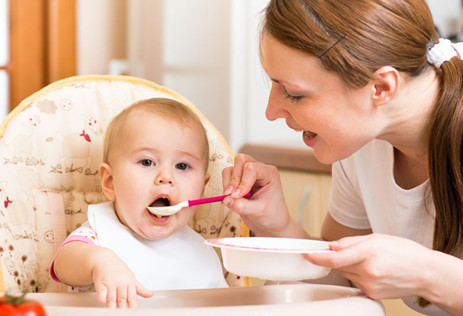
[154,169,175,185]
[265,88,290,121]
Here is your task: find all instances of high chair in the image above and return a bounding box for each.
[0,75,249,293]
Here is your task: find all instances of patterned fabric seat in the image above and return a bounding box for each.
[0,75,249,293]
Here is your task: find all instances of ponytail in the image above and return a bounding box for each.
[428,57,463,257]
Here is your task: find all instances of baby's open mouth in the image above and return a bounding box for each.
[148,198,171,219]
[149,197,170,208]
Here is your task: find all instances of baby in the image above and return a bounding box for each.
[51,98,227,308]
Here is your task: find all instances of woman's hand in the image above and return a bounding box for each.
[222,154,308,238]
[92,250,153,308]
[305,234,445,300]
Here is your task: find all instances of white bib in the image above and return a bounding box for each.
[87,202,227,290]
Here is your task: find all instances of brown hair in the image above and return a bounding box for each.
[263,0,463,307]
[103,97,209,170]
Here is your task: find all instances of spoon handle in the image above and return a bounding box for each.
[188,192,251,207]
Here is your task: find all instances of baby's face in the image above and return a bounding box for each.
[104,110,208,240]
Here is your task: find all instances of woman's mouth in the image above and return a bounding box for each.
[303,130,317,140]
[302,130,318,147]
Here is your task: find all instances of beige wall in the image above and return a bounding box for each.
[77,0,242,149]
[77,0,126,75]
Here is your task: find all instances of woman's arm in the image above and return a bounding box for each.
[321,213,372,241]
[418,249,463,315]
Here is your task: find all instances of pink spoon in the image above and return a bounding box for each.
[147,192,251,217]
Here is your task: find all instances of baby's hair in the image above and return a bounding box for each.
[103,97,209,170]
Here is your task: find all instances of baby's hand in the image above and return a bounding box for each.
[91,251,153,308]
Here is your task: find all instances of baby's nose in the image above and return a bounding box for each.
[155,170,175,185]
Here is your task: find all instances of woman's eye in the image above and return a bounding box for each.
[176,162,189,170]
[140,159,154,167]
[283,89,302,102]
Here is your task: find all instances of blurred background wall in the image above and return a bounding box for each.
[2,0,462,153]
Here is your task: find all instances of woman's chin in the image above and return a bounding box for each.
[311,147,337,165]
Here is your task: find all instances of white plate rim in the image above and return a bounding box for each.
[204,237,334,254]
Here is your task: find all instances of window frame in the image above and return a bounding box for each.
[7,0,76,112]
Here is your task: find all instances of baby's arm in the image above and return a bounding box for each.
[53,241,117,286]
[51,224,153,308]
[53,241,152,308]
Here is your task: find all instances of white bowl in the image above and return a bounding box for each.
[205,237,332,281]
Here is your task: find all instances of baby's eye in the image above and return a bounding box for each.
[176,162,189,170]
[140,159,154,167]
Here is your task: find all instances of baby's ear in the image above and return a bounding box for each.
[204,174,211,185]
[100,163,116,201]
[202,174,211,194]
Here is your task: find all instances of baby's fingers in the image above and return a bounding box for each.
[136,280,154,299]
[116,286,129,308]
[126,285,138,308]
[95,283,117,308]
[96,283,108,305]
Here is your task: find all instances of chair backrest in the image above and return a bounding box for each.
[0,75,249,292]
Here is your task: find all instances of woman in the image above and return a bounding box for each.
[223,1,463,315]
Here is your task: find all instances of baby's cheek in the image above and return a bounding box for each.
[179,207,197,224]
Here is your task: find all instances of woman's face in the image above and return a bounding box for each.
[260,33,382,164]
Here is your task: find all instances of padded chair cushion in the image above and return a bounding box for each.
[0,75,248,292]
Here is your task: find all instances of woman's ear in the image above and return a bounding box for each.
[100,163,116,201]
[371,66,400,106]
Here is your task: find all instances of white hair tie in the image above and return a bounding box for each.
[427,38,463,68]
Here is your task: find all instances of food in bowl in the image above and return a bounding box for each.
[205,237,332,281]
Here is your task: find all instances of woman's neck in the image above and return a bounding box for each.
[381,69,438,188]
[380,69,438,162]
